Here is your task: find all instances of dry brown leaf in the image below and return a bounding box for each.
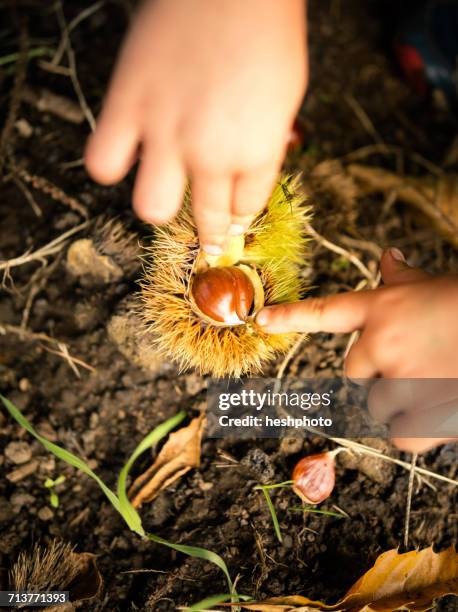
[128,414,206,507]
[237,546,458,612]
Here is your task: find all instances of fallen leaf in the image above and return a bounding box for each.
[236,546,458,612]
[128,414,206,507]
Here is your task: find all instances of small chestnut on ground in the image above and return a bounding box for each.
[292,451,336,504]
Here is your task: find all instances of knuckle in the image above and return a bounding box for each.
[308,297,328,321]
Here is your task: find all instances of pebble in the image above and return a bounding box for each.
[4,441,32,465]
[36,421,58,442]
[15,118,33,138]
[38,507,54,521]
[198,480,213,492]
[6,460,38,482]
[89,412,99,429]
[0,497,14,523]
[279,437,304,456]
[185,374,205,396]
[18,378,30,392]
[283,534,293,548]
[10,492,35,510]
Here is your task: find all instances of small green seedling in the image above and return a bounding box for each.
[44,475,66,508]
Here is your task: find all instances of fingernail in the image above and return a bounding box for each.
[389,247,406,263]
[228,224,244,236]
[202,244,223,256]
[256,309,270,326]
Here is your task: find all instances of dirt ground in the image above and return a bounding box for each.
[0,1,457,610]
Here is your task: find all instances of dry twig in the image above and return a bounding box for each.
[0,323,95,377]
[11,174,42,217]
[274,334,307,392]
[307,223,376,284]
[0,221,89,284]
[51,1,106,67]
[0,15,28,176]
[344,94,386,149]
[12,165,89,218]
[404,452,418,549]
[54,1,96,131]
[329,437,457,488]
[20,255,61,329]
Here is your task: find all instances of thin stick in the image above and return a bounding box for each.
[343,143,402,162]
[345,94,386,149]
[51,0,106,67]
[274,334,307,392]
[330,438,457,488]
[0,221,89,272]
[0,323,95,377]
[12,174,42,217]
[404,452,418,549]
[0,15,28,176]
[339,235,383,260]
[21,256,61,328]
[307,223,375,283]
[55,1,96,131]
[12,165,89,218]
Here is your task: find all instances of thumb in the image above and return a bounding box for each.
[256,290,375,334]
[380,248,429,286]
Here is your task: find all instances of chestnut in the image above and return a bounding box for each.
[292,452,336,505]
[190,266,254,325]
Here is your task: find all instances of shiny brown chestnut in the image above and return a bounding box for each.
[190,266,255,326]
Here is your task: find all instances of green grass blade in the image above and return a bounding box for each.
[288,505,346,519]
[184,593,253,610]
[0,47,54,67]
[116,411,187,536]
[146,533,234,596]
[0,394,131,527]
[253,480,293,491]
[260,488,282,543]
[184,593,233,611]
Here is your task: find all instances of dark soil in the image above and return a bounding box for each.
[0,1,457,611]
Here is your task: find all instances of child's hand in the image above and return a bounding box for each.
[256,248,458,452]
[85,0,307,255]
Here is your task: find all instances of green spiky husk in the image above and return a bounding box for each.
[140,175,312,377]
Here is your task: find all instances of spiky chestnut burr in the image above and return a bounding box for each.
[140,175,312,377]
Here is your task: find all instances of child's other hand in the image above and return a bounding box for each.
[256,248,458,452]
[85,0,307,255]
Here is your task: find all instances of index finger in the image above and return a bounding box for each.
[191,173,233,255]
[256,290,376,334]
